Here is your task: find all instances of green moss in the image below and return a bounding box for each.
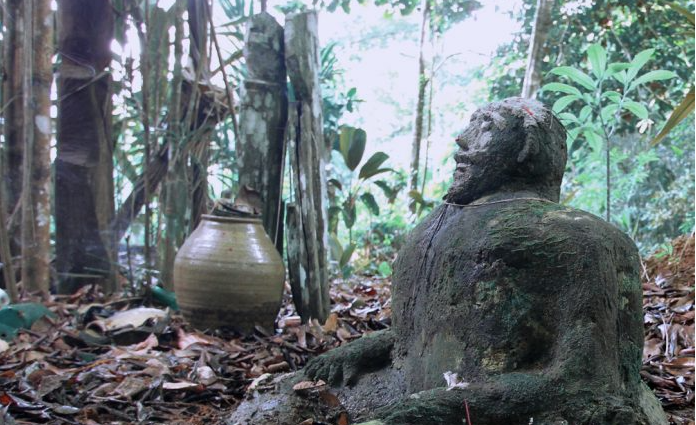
[475,280,498,304]
[620,274,641,292]
[619,296,629,310]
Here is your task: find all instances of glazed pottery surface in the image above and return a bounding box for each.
[173,214,285,333]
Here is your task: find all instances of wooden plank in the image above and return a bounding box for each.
[237,12,288,246]
[284,11,330,323]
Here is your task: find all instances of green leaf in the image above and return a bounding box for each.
[377,261,393,277]
[0,303,55,340]
[360,192,380,216]
[339,243,356,268]
[581,92,595,105]
[339,125,355,167]
[586,44,607,78]
[601,91,622,103]
[623,100,649,120]
[541,82,582,97]
[552,95,580,113]
[328,178,343,191]
[579,105,592,122]
[549,66,596,91]
[347,128,367,170]
[628,70,677,92]
[329,234,343,261]
[359,152,390,179]
[651,86,695,147]
[558,112,580,124]
[612,70,628,86]
[627,48,654,81]
[342,200,356,229]
[374,180,394,198]
[583,129,603,152]
[601,104,619,121]
[567,127,580,144]
[606,62,631,76]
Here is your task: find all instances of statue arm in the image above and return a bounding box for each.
[304,329,395,386]
[362,372,553,425]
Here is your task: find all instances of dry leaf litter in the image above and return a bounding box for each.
[0,235,692,424]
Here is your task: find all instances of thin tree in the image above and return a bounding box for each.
[409,0,430,199]
[159,0,186,290]
[2,0,24,253]
[21,0,52,295]
[142,0,153,287]
[521,0,554,98]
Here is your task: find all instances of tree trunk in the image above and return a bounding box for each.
[159,0,187,290]
[521,0,554,98]
[55,0,116,294]
[285,11,330,324]
[409,0,430,197]
[2,0,24,254]
[0,191,17,300]
[238,12,288,247]
[187,0,210,230]
[140,0,153,287]
[21,0,53,294]
[190,136,210,230]
[112,142,169,244]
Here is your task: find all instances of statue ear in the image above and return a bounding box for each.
[516,127,541,166]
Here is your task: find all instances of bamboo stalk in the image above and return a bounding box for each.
[209,10,239,141]
[142,0,152,290]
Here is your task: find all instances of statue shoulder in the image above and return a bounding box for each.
[486,200,639,263]
[541,206,637,251]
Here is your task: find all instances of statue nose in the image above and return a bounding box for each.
[455,136,469,151]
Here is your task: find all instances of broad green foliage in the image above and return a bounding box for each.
[329,125,397,274]
[542,41,693,251]
[544,44,675,221]
[487,0,693,251]
[545,45,675,145]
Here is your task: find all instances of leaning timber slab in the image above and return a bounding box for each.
[284,11,330,323]
[237,12,288,246]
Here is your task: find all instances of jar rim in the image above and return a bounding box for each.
[201,214,262,224]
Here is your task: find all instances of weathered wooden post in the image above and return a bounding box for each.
[237,12,288,246]
[285,11,330,323]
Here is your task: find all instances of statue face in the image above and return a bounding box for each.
[446,109,521,204]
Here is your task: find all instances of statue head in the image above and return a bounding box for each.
[445,97,568,205]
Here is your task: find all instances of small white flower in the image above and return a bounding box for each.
[637,118,654,134]
[443,371,470,391]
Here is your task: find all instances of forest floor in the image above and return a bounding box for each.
[0,235,693,425]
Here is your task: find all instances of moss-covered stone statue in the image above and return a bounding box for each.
[229,98,667,425]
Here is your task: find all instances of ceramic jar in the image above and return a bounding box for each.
[173,214,285,333]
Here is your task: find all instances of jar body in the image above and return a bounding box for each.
[173,214,285,333]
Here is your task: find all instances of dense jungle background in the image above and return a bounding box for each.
[0,0,693,424]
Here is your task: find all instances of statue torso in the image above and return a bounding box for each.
[391,199,643,393]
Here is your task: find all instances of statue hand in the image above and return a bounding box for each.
[304,329,395,386]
